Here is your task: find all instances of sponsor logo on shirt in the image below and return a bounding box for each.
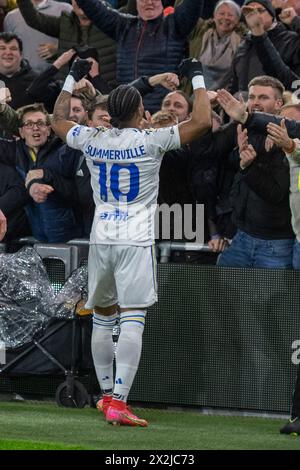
[72,126,82,137]
[99,208,129,221]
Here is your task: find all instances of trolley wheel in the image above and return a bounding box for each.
[55,380,88,408]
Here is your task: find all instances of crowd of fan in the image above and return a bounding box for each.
[0,0,300,268]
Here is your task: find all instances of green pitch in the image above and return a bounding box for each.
[0,401,299,450]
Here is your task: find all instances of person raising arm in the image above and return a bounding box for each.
[51,57,211,428]
[52,57,212,145]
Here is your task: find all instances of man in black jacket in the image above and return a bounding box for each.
[74,0,204,113]
[0,32,37,111]
[230,0,300,93]
[212,75,295,268]
[236,3,300,91]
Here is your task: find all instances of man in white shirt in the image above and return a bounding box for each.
[52,58,211,427]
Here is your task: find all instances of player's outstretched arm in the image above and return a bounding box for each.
[177,59,212,145]
[52,59,92,142]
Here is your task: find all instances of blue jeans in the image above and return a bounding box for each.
[293,240,300,269]
[217,230,294,269]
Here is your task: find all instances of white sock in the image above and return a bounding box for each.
[91,311,118,394]
[113,310,146,402]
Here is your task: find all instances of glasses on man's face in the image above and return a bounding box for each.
[21,120,48,129]
[243,6,266,15]
[138,0,161,3]
[256,8,266,14]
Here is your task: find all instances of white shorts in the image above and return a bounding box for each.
[85,244,157,309]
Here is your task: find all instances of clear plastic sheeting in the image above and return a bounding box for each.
[52,265,88,319]
[0,247,88,349]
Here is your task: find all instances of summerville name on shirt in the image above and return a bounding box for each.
[85,144,146,160]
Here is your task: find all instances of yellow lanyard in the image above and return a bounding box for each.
[28,148,37,163]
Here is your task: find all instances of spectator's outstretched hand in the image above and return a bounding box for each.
[207,91,218,107]
[38,42,58,60]
[208,237,229,253]
[265,136,274,152]
[139,110,152,130]
[237,124,248,152]
[69,59,92,82]
[86,57,100,78]
[178,58,203,80]
[149,73,179,91]
[243,8,264,35]
[267,119,296,152]
[239,144,257,170]
[0,209,7,242]
[53,49,77,70]
[217,89,248,123]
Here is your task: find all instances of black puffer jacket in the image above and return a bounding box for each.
[230,23,300,93]
[76,0,203,113]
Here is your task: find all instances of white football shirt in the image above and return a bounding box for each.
[66,125,181,245]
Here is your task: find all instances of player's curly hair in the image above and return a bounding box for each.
[107,85,141,128]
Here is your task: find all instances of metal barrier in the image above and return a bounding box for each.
[67,239,89,269]
[157,241,212,263]
[34,243,76,281]
[2,238,213,265]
